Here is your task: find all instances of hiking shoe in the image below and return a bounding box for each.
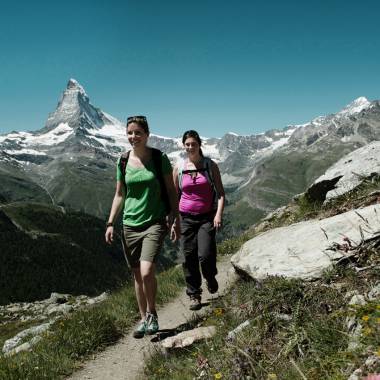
[206,277,218,294]
[189,295,202,311]
[133,319,146,339]
[145,312,159,335]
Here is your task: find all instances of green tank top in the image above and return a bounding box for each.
[116,154,172,227]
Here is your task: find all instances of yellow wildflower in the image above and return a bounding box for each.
[214,373,222,379]
[362,315,370,322]
[267,374,278,380]
[214,308,224,316]
[363,327,373,336]
[377,318,380,324]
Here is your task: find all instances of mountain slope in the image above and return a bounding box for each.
[0,202,129,305]
[0,200,179,305]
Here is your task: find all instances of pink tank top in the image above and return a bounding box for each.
[179,170,213,215]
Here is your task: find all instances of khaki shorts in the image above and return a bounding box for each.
[122,221,167,268]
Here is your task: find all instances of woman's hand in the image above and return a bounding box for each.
[105,226,114,244]
[214,214,222,231]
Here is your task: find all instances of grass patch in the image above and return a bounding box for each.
[217,232,254,256]
[0,266,185,379]
[144,267,380,380]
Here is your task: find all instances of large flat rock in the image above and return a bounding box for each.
[231,204,380,280]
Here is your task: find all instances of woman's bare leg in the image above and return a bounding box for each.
[133,267,147,319]
[140,260,157,313]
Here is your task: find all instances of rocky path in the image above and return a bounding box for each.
[68,255,237,380]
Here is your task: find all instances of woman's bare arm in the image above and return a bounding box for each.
[211,161,225,229]
[105,181,125,244]
[164,171,180,241]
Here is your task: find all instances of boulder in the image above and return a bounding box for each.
[161,326,216,348]
[231,204,380,280]
[306,141,380,202]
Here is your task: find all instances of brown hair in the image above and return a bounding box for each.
[182,130,203,156]
[126,115,149,134]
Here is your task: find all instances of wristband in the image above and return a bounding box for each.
[106,222,114,228]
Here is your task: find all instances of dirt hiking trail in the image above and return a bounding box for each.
[68,255,238,380]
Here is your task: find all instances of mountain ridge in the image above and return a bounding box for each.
[1,79,379,235]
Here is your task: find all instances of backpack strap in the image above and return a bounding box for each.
[151,148,171,214]
[203,157,218,210]
[202,157,215,188]
[118,151,131,190]
[178,158,187,194]
[178,157,218,207]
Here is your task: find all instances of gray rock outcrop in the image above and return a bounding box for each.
[3,323,51,355]
[306,141,380,202]
[1,291,108,355]
[231,204,380,280]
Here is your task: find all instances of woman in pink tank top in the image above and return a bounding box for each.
[173,130,225,310]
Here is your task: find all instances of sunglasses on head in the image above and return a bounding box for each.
[127,115,147,124]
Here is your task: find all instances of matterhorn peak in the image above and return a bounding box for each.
[64,78,88,101]
[44,79,103,132]
[67,78,85,92]
[67,78,80,87]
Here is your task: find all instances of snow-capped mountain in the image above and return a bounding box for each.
[336,96,371,117]
[0,79,292,182]
[0,79,294,165]
[1,79,380,232]
[287,97,378,148]
[0,79,126,159]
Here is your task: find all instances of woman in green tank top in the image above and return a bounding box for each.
[105,116,180,338]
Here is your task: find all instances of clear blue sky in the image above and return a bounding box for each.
[1,0,380,137]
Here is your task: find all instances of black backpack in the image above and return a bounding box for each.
[118,148,171,214]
